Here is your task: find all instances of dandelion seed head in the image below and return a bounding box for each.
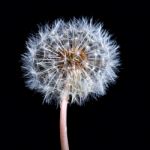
[22,18,120,105]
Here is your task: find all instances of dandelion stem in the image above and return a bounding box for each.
[60,96,69,150]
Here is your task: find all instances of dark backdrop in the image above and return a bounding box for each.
[1,0,149,150]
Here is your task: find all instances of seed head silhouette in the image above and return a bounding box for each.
[22,18,120,105]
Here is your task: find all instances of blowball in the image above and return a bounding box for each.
[22,18,120,105]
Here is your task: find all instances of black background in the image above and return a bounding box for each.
[1,0,149,150]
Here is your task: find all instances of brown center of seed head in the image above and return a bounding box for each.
[58,48,88,71]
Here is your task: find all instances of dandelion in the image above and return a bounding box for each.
[22,18,120,150]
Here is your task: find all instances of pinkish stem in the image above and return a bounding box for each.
[60,97,69,150]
